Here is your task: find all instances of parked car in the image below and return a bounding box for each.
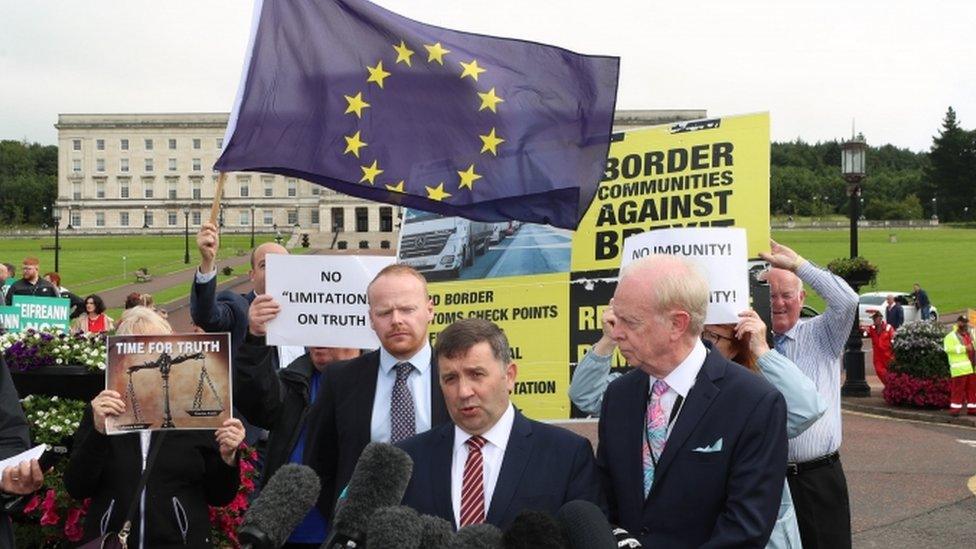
[858,291,937,328]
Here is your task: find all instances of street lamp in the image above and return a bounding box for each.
[183,207,191,264]
[931,197,938,220]
[66,206,73,230]
[52,206,61,272]
[219,204,225,228]
[250,205,256,248]
[143,205,149,229]
[840,132,870,398]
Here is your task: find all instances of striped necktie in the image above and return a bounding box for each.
[459,435,487,527]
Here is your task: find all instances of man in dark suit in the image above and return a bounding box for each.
[309,264,450,520]
[598,255,788,548]
[398,318,602,531]
[884,294,904,330]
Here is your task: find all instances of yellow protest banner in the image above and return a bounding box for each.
[571,112,770,272]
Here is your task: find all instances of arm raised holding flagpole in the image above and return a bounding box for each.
[209,172,227,225]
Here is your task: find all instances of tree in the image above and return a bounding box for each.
[0,140,57,226]
[925,107,976,220]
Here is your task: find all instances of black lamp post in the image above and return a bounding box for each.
[841,133,870,397]
[183,207,191,264]
[143,205,149,229]
[931,197,938,220]
[250,205,256,248]
[52,206,61,272]
[219,204,225,228]
[66,206,73,230]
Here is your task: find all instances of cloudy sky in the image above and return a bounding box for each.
[2,0,973,151]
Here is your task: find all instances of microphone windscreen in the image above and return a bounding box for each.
[502,510,567,549]
[365,505,423,549]
[419,514,455,549]
[452,523,504,549]
[331,443,414,541]
[240,463,321,548]
[555,500,616,549]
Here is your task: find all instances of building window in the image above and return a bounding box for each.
[331,208,344,231]
[145,158,154,172]
[380,207,393,232]
[287,210,298,225]
[95,180,105,199]
[120,158,129,172]
[240,211,250,226]
[120,138,129,151]
[143,178,154,198]
[311,209,320,225]
[287,178,297,197]
[70,211,81,227]
[168,158,177,171]
[263,177,274,197]
[168,211,178,226]
[96,158,105,172]
[120,212,130,227]
[216,138,223,149]
[119,178,130,199]
[311,185,321,195]
[72,139,81,151]
[167,178,178,199]
[72,182,81,200]
[359,240,369,249]
[381,240,391,249]
[168,138,177,150]
[72,159,81,172]
[193,138,201,149]
[96,139,105,151]
[263,210,274,225]
[192,210,202,225]
[145,211,153,227]
[192,158,201,172]
[144,139,153,151]
[355,207,368,232]
[239,177,250,198]
[191,178,202,199]
[95,212,105,227]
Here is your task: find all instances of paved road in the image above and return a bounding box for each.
[458,224,571,280]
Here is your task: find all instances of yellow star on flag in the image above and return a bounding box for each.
[386,180,405,193]
[457,164,482,190]
[343,131,367,158]
[479,128,505,156]
[360,160,384,185]
[459,59,486,81]
[426,182,452,201]
[478,88,504,113]
[366,61,391,88]
[423,42,451,65]
[393,40,415,66]
[344,92,370,118]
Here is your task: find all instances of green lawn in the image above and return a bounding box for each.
[771,227,976,314]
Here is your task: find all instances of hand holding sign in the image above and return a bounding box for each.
[735,309,771,358]
[249,294,281,337]
[91,390,126,435]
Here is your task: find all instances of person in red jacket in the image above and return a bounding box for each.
[864,312,895,384]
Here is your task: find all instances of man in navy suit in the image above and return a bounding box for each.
[398,318,602,531]
[598,255,787,548]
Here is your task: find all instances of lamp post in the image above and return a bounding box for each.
[52,206,61,272]
[931,197,938,220]
[219,204,225,228]
[143,205,149,229]
[841,133,870,397]
[65,206,73,230]
[250,205,256,248]
[183,207,191,264]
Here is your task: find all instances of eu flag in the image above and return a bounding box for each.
[216,0,619,230]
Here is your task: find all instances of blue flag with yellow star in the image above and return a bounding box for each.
[216,0,619,230]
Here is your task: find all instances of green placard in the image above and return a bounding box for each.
[11,295,71,332]
[0,306,21,332]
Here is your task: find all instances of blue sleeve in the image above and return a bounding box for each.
[568,351,620,416]
[797,262,858,358]
[756,351,827,438]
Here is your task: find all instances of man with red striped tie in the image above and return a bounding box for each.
[397,318,603,530]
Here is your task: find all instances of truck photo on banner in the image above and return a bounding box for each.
[400,112,771,419]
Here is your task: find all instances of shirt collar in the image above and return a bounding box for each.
[453,402,515,454]
[654,339,707,398]
[379,342,432,376]
[775,320,801,341]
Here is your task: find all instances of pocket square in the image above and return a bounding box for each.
[692,438,723,453]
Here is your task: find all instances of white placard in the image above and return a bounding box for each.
[265,254,396,348]
[621,228,749,324]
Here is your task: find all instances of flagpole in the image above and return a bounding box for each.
[210,172,227,225]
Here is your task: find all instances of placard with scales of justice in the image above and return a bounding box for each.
[105,333,232,434]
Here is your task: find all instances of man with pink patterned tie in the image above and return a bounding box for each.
[397,318,603,530]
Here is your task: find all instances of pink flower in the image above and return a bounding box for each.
[64,506,86,541]
[23,494,40,514]
[39,489,60,526]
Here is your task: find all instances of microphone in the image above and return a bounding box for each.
[502,510,567,549]
[555,500,616,549]
[238,463,321,549]
[418,514,455,549]
[365,505,423,548]
[611,526,643,548]
[453,523,504,548]
[321,442,414,548]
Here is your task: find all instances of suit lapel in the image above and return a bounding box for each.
[625,372,650,510]
[486,411,532,526]
[430,355,449,425]
[650,352,724,489]
[353,351,380,442]
[431,424,457,529]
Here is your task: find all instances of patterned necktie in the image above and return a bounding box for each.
[389,362,416,443]
[459,435,487,527]
[641,379,670,497]
[774,333,788,355]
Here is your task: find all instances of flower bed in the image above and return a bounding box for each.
[1,327,107,372]
[883,320,950,408]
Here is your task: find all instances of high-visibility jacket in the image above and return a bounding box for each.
[943,327,976,378]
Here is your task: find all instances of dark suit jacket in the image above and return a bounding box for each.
[189,274,253,351]
[885,303,904,329]
[397,410,603,531]
[598,350,787,548]
[308,349,450,519]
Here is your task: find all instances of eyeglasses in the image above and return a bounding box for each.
[702,329,735,344]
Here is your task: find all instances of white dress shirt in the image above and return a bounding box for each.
[370,342,433,443]
[652,339,707,439]
[450,403,515,526]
